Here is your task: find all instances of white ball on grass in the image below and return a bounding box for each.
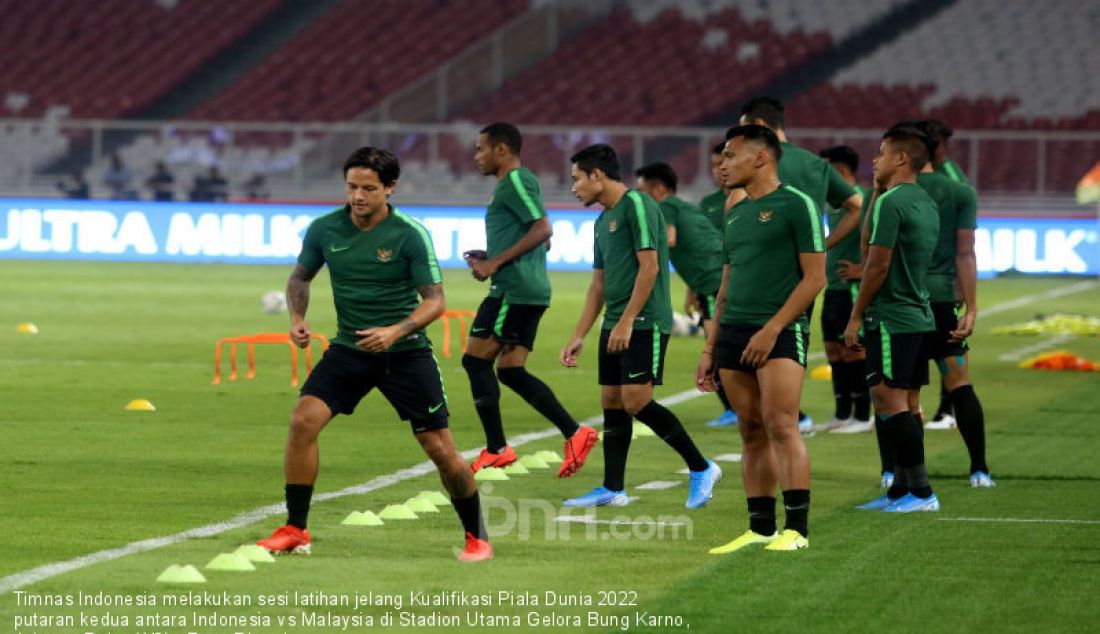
[261,290,287,315]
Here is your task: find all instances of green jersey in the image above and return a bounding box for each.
[659,195,722,295]
[721,184,825,330]
[593,190,673,333]
[699,188,728,234]
[825,183,868,290]
[780,141,857,211]
[485,167,551,305]
[917,172,978,303]
[935,158,970,186]
[298,205,442,351]
[864,183,939,333]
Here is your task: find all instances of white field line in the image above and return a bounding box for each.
[997,334,1076,362]
[938,517,1100,526]
[3,280,1095,594]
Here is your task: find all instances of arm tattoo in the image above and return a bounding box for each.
[286,265,316,317]
[418,284,443,299]
[397,317,418,336]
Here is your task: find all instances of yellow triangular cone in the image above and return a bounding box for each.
[205,553,255,572]
[632,423,656,438]
[156,564,206,583]
[378,504,418,520]
[16,322,38,334]
[125,399,156,411]
[342,511,385,526]
[474,467,509,481]
[503,463,529,475]
[519,455,550,469]
[534,450,562,463]
[810,364,832,381]
[405,498,440,513]
[415,491,451,506]
[234,545,276,563]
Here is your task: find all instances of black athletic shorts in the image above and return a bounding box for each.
[694,291,718,321]
[821,286,857,342]
[597,328,669,386]
[469,295,547,350]
[715,323,810,374]
[924,301,969,360]
[300,343,448,433]
[863,324,930,390]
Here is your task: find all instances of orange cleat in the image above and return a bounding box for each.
[257,525,311,555]
[458,532,493,562]
[558,426,600,478]
[470,446,518,472]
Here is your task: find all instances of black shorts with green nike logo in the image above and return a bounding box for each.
[300,343,449,433]
[597,328,670,386]
[469,295,548,351]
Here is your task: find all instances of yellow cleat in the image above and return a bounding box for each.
[764,529,808,551]
[709,530,777,554]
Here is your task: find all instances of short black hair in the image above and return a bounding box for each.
[818,145,859,174]
[888,120,938,158]
[343,146,400,184]
[882,126,930,172]
[635,162,678,192]
[712,141,726,155]
[740,96,785,130]
[480,122,522,154]
[922,118,954,141]
[570,144,622,181]
[724,124,782,162]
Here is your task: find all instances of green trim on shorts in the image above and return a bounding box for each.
[849,281,859,303]
[431,352,448,404]
[794,322,806,365]
[880,322,893,380]
[652,330,661,377]
[493,298,510,337]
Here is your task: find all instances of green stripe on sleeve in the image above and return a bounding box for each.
[869,186,899,244]
[784,185,824,251]
[627,191,653,249]
[394,208,442,283]
[509,169,544,221]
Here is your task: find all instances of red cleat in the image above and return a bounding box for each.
[257,525,311,555]
[558,426,599,478]
[458,532,493,562]
[470,446,518,472]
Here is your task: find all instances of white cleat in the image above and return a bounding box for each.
[924,413,957,430]
[832,418,874,434]
[820,416,851,432]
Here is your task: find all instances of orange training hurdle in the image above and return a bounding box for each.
[212,332,329,387]
[439,309,477,358]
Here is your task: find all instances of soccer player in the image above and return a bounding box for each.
[463,122,599,477]
[924,118,971,185]
[699,141,732,233]
[817,146,873,433]
[739,96,864,434]
[634,162,734,427]
[699,125,824,553]
[912,121,993,487]
[847,126,942,513]
[257,147,491,561]
[560,144,722,509]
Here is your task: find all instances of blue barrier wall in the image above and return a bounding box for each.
[1,199,1098,275]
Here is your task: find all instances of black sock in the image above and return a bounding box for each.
[951,384,988,474]
[451,491,487,540]
[497,367,580,438]
[874,415,894,476]
[935,382,953,418]
[846,360,872,420]
[830,361,852,418]
[748,496,777,535]
[602,409,632,491]
[462,354,505,452]
[891,411,933,498]
[635,401,709,472]
[285,484,313,530]
[798,409,809,421]
[715,374,733,411]
[782,489,810,538]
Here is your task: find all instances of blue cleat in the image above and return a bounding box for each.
[706,409,739,427]
[798,413,815,436]
[882,493,940,513]
[856,493,897,510]
[563,486,629,507]
[969,471,996,488]
[686,460,723,509]
[880,471,895,489]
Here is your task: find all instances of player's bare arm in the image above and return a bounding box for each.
[608,249,657,354]
[561,270,605,367]
[469,216,552,281]
[741,251,826,367]
[286,263,318,348]
[695,264,730,391]
[845,245,892,350]
[952,228,978,341]
[356,283,446,353]
[825,191,864,249]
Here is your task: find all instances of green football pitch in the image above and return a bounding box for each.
[2,260,1099,634]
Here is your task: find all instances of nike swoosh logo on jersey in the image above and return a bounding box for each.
[329,244,351,253]
[428,402,444,413]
